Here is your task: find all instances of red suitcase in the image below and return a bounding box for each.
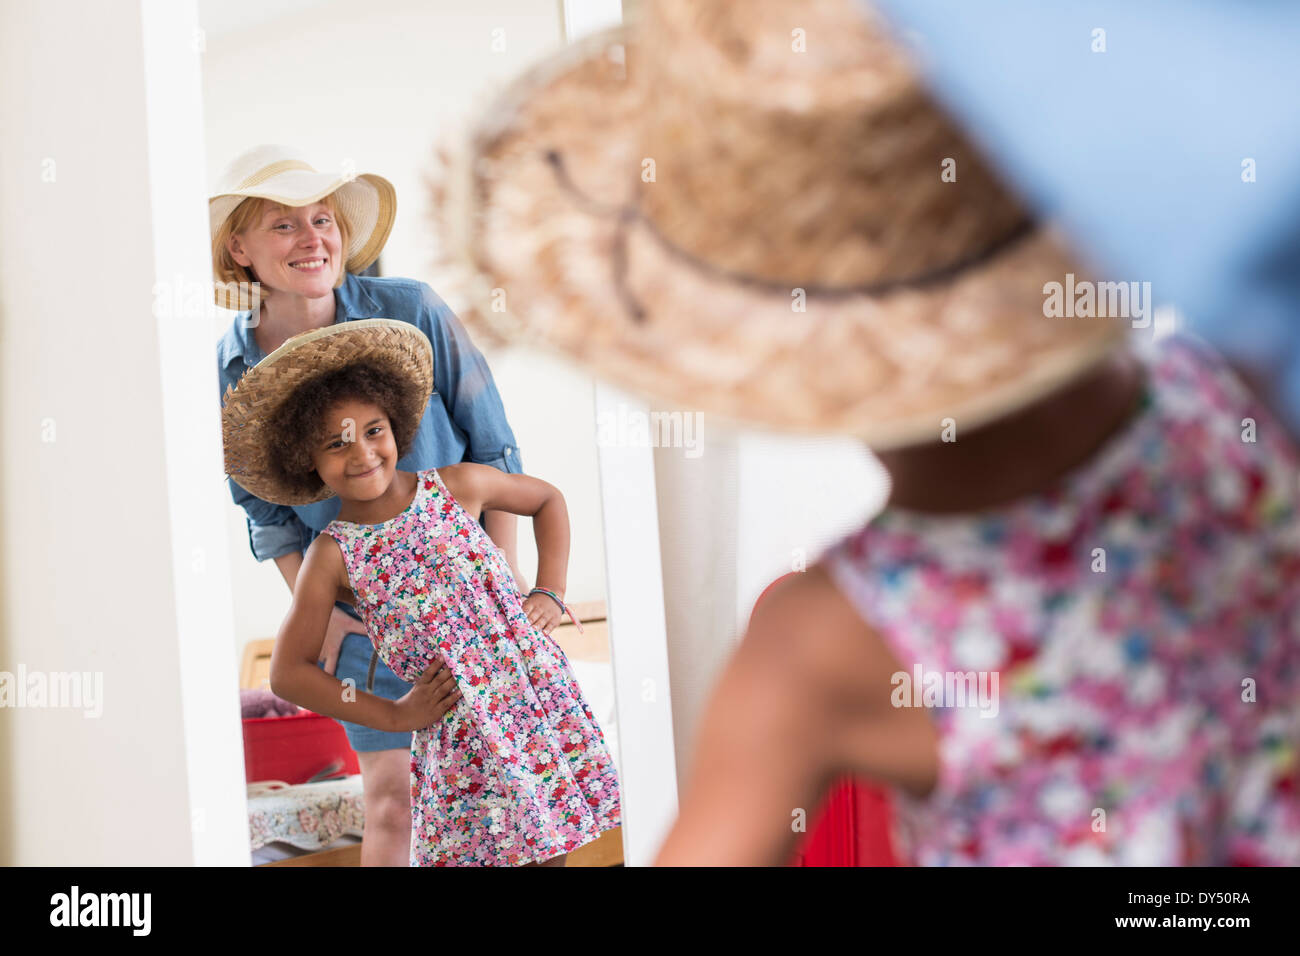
[241,710,361,785]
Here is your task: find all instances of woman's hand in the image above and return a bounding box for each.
[318,606,361,676]
[522,592,563,635]
[390,659,463,732]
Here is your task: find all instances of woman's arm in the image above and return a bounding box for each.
[415,284,528,583]
[417,284,523,474]
[225,473,310,564]
[273,550,303,590]
[268,535,398,732]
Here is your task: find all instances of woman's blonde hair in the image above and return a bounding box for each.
[212,192,353,309]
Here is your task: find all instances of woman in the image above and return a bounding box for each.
[212,144,529,866]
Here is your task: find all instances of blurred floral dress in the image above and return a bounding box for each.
[324,468,621,865]
[820,335,1300,865]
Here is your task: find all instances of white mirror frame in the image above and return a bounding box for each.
[592,384,678,866]
[142,0,250,865]
[562,0,680,868]
[136,0,676,867]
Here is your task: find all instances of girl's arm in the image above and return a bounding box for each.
[651,564,940,865]
[272,548,356,605]
[268,535,399,733]
[441,464,569,602]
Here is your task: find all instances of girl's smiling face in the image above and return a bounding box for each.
[226,199,342,299]
[311,397,398,501]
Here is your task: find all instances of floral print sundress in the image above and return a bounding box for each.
[820,334,1300,865]
[323,468,622,866]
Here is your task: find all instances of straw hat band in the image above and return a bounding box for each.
[544,149,1036,318]
[235,159,316,191]
[630,0,1030,289]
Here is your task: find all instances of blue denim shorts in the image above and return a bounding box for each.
[316,631,414,752]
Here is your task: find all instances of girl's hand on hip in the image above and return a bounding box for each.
[391,659,462,732]
[522,593,562,635]
[319,606,360,676]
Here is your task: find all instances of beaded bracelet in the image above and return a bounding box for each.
[528,587,585,634]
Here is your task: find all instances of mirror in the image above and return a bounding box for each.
[201,0,650,867]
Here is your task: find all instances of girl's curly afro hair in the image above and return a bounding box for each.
[263,361,425,501]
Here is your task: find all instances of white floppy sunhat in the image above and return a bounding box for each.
[209,144,396,310]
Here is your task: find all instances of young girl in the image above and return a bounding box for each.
[655,331,1300,866]
[223,319,622,866]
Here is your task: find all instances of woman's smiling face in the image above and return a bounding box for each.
[227,199,343,299]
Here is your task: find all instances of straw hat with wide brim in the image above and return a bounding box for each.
[429,0,1126,450]
[222,319,434,505]
[210,144,396,311]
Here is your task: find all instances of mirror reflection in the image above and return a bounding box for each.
[203,0,625,867]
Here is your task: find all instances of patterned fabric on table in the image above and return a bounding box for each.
[247,777,365,851]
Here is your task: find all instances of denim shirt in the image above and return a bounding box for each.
[217,272,524,583]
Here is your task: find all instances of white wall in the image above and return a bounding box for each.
[197,0,610,657]
[653,422,887,784]
[1,0,246,865]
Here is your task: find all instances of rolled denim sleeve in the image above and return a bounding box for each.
[227,475,309,562]
[219,351,311,563]
[417,283,525,475]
